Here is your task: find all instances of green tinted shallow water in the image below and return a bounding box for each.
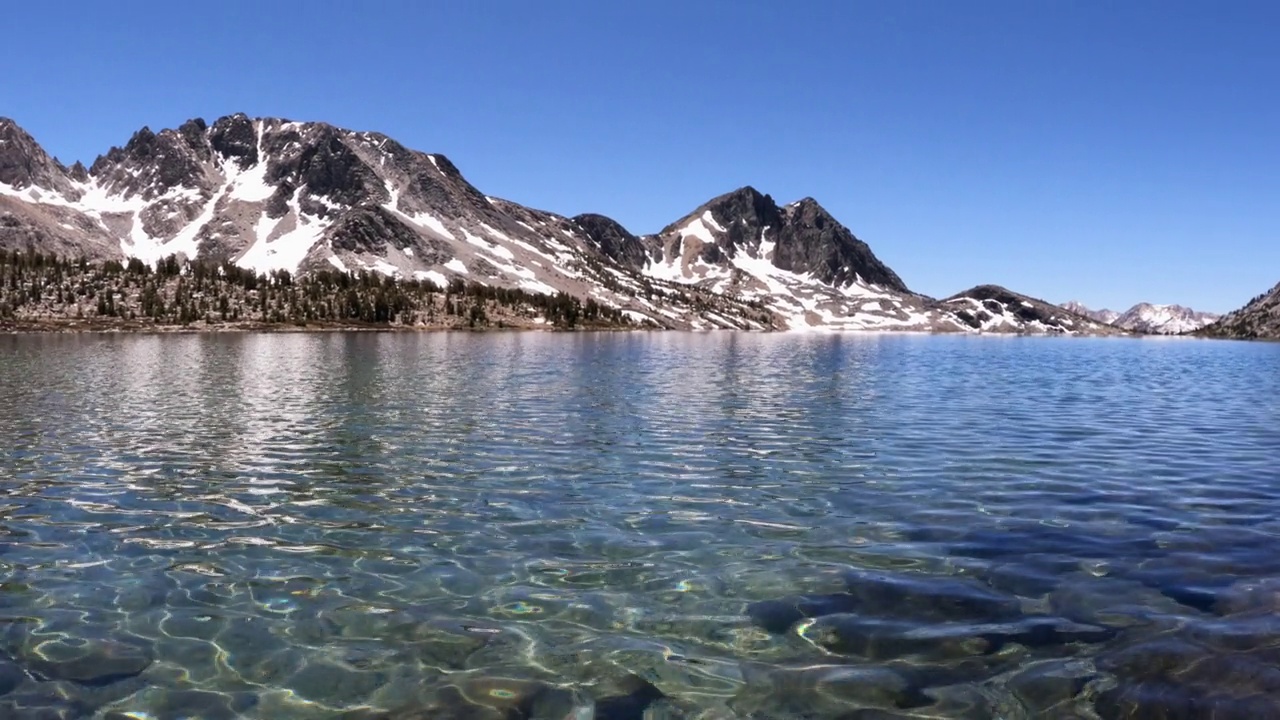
[0,332,1278,719]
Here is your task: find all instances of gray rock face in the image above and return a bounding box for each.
[0,118,79,196]
[1199,281,1280,339]
[208,113,257,168]
[573,212,647,270]
[777,196,907,291]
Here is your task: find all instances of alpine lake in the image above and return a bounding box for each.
[0,332,1277,719]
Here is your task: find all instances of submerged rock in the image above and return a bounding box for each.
[1005,659,1096,714]
[746,569,1024,636]
[1093,635,1280,719]
[451,677,591,720]
[732,662,931,716]
[746,593,860,634]
[0,658,22,696]
[798,615,994,661]
[841,569,1024,623]
[593,674,666,720]
[18,637,153,686]
[102,688,258,720]
[796,611,1113,668]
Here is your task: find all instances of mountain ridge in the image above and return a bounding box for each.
[1196,283,1280,339]
[1059,300,1219,335]
[0,114,1123,334]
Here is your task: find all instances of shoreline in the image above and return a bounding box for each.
[1,318,1248,340]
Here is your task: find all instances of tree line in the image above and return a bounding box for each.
[0,249,632,330]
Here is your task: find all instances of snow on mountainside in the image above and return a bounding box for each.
[0,114,1124,334]
[1060,300,1218,335]
[944,286,1124,335]
[0,114,765,329]
[631,187,943,331]
[1111,303,1219,335]
[1197,283,1280,339]
[1061,301,1121,325]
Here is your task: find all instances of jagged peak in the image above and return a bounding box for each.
[0,117,78,192]
[783,196,837,221]
[0,117,39,143]
[660,185,782,236]
[126,126,156,148]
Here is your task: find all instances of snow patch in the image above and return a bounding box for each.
[679,217,717,246]
[463,228,515,260]
[414,270,448,288]
[226,161,274,202]
[237,190,330,274]
[382,183,454,239]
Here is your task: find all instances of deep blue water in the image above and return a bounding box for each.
[0,332,1278,719]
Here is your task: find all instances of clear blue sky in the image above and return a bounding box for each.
[4,1,1277,312]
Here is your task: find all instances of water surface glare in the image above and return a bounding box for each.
[1,332,1278,719]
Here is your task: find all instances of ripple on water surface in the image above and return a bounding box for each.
[0,332,1278,718]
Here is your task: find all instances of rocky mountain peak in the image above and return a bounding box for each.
[1060,300,1121,325]
[1112,302,1219,335]
[572,213,647,270]
[772,196,908,293]
[662,186,782,237]
[90,121,218,199]
[0,117,77,195]
[208,114,259,168]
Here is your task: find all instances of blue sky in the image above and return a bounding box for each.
[4,1,1277,312]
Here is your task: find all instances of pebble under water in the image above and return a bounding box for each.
[0,332,1278,719]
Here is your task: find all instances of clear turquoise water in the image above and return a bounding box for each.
[0,332,1277,719]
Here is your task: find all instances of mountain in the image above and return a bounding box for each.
[1197,283,1280,339]
[631,186,949,331]
[1060,300,1219,335]
[0,114,1121,334]
[1111,303,1219,335]
[1060,301,1121,325]
[943,286,1124,335]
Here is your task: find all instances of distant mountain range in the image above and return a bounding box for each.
[0,114,1189,334]
[1060,301,1220,335]
[1060,301,1122,326]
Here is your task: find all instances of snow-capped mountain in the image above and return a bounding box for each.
[0,114,1123,334]
[1060,300,1219,335]
[1197,283,1280,339]
[625,186,947,331]
[1060,301,1121,325]
[1112,303,1219,335]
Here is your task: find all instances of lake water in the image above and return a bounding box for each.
[0,332,1278,719]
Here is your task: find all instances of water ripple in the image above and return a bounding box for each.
[0,333,1278,718]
